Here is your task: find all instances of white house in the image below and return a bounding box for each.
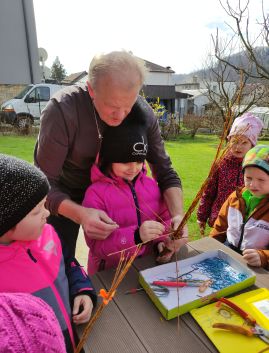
[175,77,237,118]
[249,106,269,129]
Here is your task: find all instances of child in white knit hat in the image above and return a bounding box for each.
[197,112,263,235]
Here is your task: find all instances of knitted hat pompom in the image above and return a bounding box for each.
[0,293,66,353]
[0,154,49,236]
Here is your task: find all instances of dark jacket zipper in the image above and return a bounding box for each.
[126,180,141,227]
[27,248,37,263]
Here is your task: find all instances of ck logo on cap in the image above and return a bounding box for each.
[132,136,147,156]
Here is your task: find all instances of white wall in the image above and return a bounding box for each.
[145,72,173,85]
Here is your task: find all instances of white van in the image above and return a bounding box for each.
[0,83,64,129]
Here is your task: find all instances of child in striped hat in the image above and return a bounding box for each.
[210,145,269,269]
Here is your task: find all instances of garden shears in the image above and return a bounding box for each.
[212,297,269,344]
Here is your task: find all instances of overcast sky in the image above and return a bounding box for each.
[33,0,267,75]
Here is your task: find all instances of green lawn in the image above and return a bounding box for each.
[0,136,37,162]
[1,134,269,238]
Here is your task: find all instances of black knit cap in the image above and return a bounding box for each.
[100,115,148,165]
[0,154,50,237]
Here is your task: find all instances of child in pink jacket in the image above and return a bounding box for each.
[0,154,97,353]
[197,112,263,234]
[83,116,185,274]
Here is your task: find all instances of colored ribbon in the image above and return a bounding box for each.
[99,289,115,305]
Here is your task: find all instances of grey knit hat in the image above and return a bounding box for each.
[0,154,49,236]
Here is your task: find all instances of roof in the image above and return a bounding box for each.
[250,106,269,114]
[138,57,175,73]
[62,71,87,84]
[179,88,208,98]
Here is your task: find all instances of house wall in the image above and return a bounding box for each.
[145,72,173,85]
[0,0,41,84]
[193,95,209,115]
[0,84,27,105]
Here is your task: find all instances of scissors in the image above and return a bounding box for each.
[212,297,269,344]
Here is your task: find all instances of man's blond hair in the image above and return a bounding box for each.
[88,50,146,91]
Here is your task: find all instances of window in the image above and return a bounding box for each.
[27,87,50,102]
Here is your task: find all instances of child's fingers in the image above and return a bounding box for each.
[73,296,94,324]
[242,249,261,267]
[73,307,93,324]
[72,298,82,316]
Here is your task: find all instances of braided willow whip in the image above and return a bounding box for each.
[74,244,142,353]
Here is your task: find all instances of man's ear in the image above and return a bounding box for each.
[87,81,95,99]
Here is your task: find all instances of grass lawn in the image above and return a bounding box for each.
[1,134,269,238]
[0,135,37,162]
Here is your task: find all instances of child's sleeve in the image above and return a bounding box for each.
[209,195,230,243]
[257,250,269,270]
[197,168,219,223]
[63,244,97,307]
[82,186,140,260]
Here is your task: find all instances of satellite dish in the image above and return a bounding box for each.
[38,47,48,62]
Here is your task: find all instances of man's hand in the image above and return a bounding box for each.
[171,214,188,240]
[72,295,94,324]
[139,220,165,243]
[156,214,188,264]
[242,249,261,267]
[81,208,118,240]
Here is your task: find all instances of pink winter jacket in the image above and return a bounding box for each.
[82,165,171,274]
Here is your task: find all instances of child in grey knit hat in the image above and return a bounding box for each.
[0,154,97,353]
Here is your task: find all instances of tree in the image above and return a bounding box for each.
[50,56,67,84]
[183,114,206,138]
[214,0,269,80]
[202,54,267,124]
[200,0,269,127]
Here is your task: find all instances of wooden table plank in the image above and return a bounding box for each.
[77,275,148,353]
[78,238,268,353]
[132,244,197,272]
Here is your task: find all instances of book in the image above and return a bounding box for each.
[191,288,269,353]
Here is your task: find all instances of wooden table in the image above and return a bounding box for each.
[77,238,269,353]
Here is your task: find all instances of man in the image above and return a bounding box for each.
[35,50,186,257]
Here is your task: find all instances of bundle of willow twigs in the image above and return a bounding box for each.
[74,245,142,353]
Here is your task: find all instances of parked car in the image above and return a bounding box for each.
[0,83,64,129]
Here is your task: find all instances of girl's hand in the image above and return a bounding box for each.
[72,295,93,325]
[139,221,165,243]
[242,249,262,267]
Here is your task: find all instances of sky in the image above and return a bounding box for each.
[33,0,267,76]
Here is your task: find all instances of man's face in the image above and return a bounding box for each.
[87,79,139,126]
